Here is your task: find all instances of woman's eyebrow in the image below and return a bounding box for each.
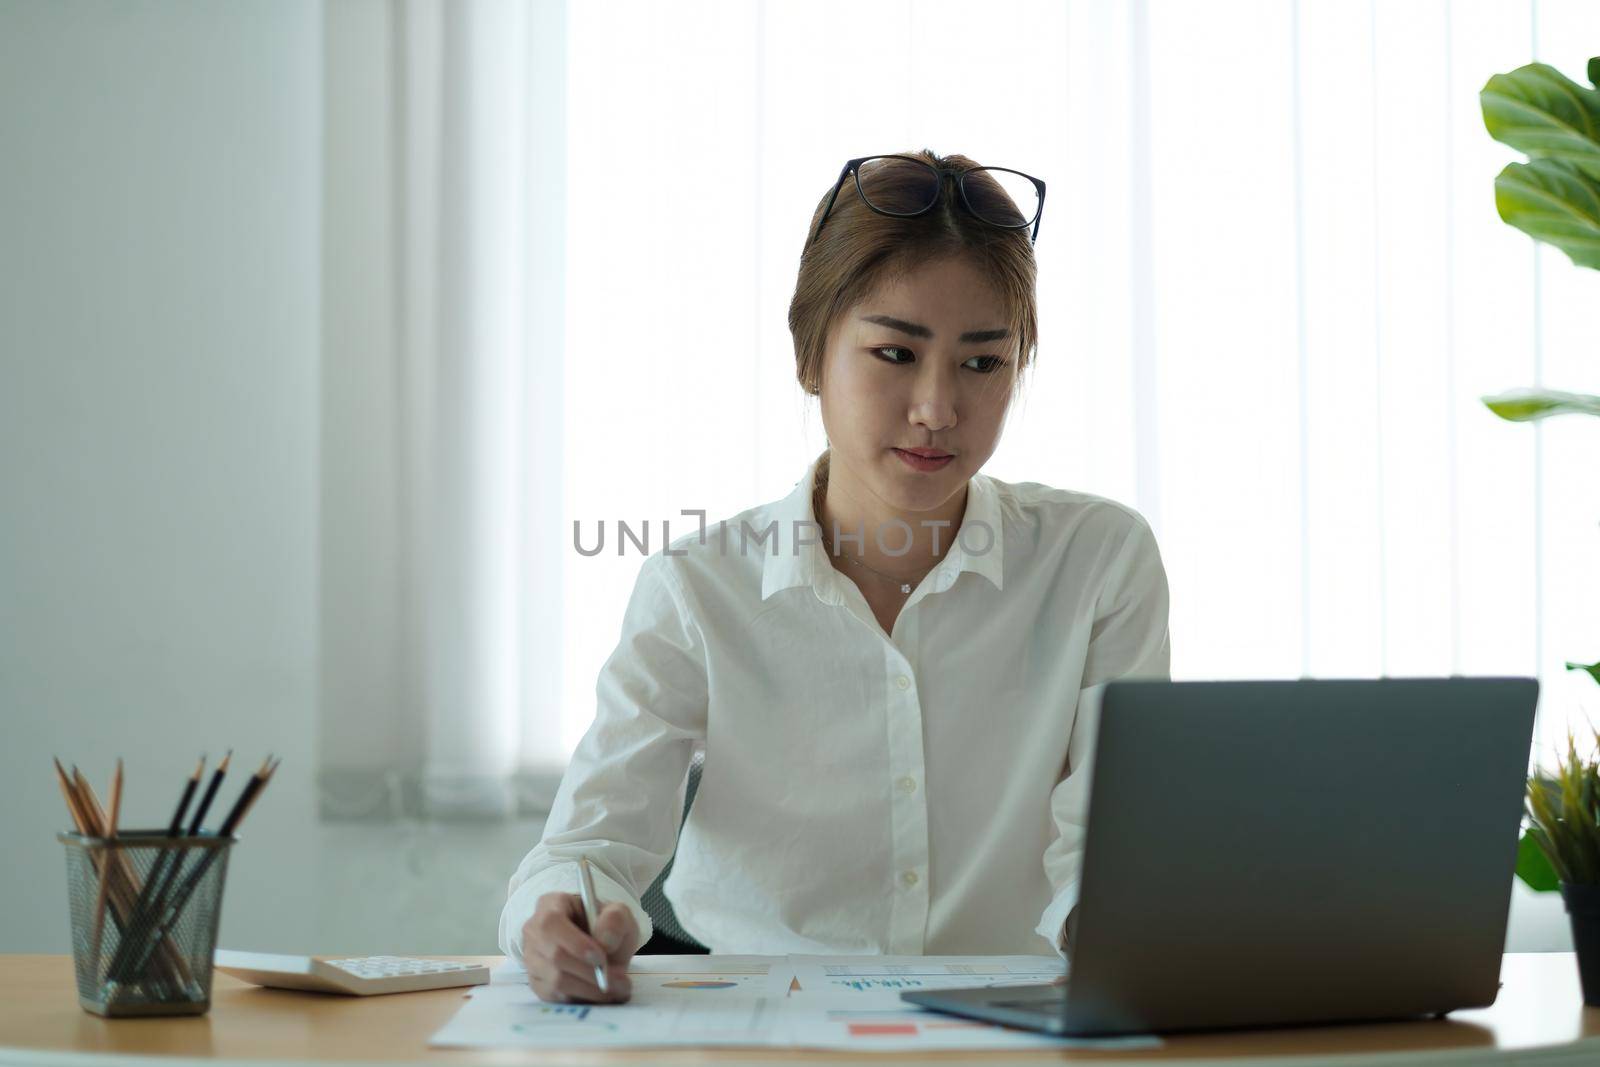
[859,313,1009,344]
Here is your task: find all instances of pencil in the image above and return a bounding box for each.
[186,750,230,835]
[218,754,277,835]
[55,760,146,978]
[55,761,126,943]
[75,764,195,991]
[55,759,126,948]
[172,756,204,834]
[110,757,204,982]
[121,755,279,984]
[53,757,90,836]
[121,755,278,984]
[61,761,194,990]
[130,746,230,978]
[137,752,250,951]
[87,758,122,980]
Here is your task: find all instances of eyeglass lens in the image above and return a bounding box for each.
[855,155,1039,230]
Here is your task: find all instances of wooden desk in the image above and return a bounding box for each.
[2,954,1597,1065]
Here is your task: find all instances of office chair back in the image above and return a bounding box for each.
[637,749,708,953]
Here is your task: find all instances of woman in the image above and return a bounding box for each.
[499,150,1171,1004]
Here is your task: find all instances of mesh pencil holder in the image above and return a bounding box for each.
[58,829,236,1017]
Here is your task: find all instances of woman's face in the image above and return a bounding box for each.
[819,255,1019,515]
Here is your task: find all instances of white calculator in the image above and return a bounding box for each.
[214,950,491,996]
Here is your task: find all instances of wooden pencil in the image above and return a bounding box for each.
[53,757,90,837]
[68,766,147,978]
[69,765,194,990]
[86,758,122,980]
[53,760,147,982]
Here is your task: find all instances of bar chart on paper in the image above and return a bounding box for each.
[430,955,1159,1052]
[429,956,792,1049]
[786,954,1069,994]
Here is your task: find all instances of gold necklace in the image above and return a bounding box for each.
[812,482,938,596]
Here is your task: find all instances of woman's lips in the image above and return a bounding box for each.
[893,448,955,472]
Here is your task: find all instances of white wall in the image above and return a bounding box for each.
[0,0,324,952]
[0,0,549,957]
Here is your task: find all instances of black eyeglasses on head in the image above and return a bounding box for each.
[808,154,1046,248]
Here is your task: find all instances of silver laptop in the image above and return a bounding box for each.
[902,677,1539,1037]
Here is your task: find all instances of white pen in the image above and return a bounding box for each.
[576,855,611,996]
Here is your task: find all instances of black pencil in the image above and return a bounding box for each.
[127,749,228,975]
[186,749,230,834]
[218,754,278,836]
[106,756,206,983]
[170,756,204,835]
[168,754,277,911]
[132,756,204,906]
[122,755,279,983]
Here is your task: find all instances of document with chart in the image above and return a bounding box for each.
[431,954,1159,1051]
[430,956,790,1049]
[786,953,1068,995]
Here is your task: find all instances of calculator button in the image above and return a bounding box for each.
[322,955,479,986]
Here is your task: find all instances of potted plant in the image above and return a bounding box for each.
[1479,55,1600,1004]
[1519,734,1600,1005]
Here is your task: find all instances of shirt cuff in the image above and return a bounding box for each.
[1035,881,1081,962]
[498,861,656,966]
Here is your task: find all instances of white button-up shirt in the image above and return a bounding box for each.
[499,450,1171,962]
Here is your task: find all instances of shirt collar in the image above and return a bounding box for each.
[760,450,1005,603]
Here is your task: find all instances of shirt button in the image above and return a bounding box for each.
[901,870,920,887]
[895,675,911,690]
[897,776,917,794]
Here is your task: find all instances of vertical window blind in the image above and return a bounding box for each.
[318,0,1600,820]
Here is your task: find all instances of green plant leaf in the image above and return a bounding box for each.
[1482,388,1600,422]
[1493,158,1600,269]
[1589,758,1600,830]
[1517,829,1562,891]
[1561,737,1600,882]
[1482,62,1600,181]
[1530,825,1575,885]
[1528,772,1583,883]
[1568,660,1600,686]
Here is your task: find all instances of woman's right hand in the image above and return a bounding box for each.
[520,891,639,1003]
